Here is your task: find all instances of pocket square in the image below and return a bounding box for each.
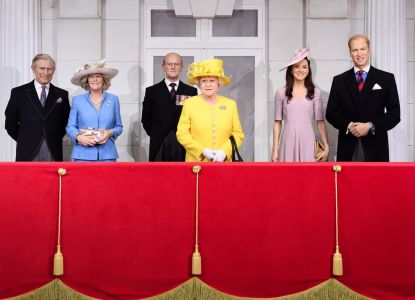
[372,83,382,90]
[56,97,62,103]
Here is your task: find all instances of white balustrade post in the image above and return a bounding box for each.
[0,0,40,161]
[366,0,408,161]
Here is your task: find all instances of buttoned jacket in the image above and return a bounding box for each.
[66,92,123,161]
[326,66,400,161]
[141,80,197,161]
[176,95,244,162]
[5,80,70,161]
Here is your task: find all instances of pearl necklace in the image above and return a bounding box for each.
[89,94,104,106]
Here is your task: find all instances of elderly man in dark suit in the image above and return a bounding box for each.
[141,52,198,161]
[326,34,400,162]
[5,54,70,161]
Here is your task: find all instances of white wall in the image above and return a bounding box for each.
[268,0,414,161]
[41,0,141,161]
[407,0,415,160]
[268,0,366,161]
[2,0,412,161]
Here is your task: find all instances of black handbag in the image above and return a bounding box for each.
[230,136,243,162]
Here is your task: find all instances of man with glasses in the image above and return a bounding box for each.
[142,52,197,161]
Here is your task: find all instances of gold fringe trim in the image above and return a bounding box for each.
[9,279,97,300]
[7,278,372,300]
[146,277,372,300]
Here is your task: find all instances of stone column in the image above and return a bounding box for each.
[366,0,408,161]
[0,0,40,161]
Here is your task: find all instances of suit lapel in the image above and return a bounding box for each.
[156,81,175,115]
[24,81,44,118]
[357,66,377,111]
[343,67,377,110]
[344,68,359,105]
[161,80,173,101]
[44,84,58,118]
[176,80,188,95]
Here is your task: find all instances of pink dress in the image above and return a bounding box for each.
[275,87,324,162]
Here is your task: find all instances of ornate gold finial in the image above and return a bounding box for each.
[192,166,201,174]
[58,168,67,176]
[333,165,342,172]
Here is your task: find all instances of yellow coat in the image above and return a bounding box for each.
[177,95,244,162]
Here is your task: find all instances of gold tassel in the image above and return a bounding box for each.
[53,246,64,276]
[192,166,202,276]
[192,246,202,275]
[332,165,343,276]
[53,168,66,276]
[333,246,343,276]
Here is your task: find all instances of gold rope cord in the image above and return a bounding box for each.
[332,165,343,276]
[195,166,200,250]
[335,167,339,250]
[192,165,202,275]
[53,168,66,276]
[58,169,63,248]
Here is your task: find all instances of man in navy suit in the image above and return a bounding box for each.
[141,53,197,161]
[326,34,400,162]
[5,54,70,161]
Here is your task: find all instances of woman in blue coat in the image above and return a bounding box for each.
[67,60,123,161]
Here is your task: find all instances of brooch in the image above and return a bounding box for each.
[219,105,226,110]
[56,97,62,103]
[175,95,192,106]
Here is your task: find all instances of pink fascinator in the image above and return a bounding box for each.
[279,48,310,71]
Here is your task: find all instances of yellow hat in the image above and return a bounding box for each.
[187,59,231,86]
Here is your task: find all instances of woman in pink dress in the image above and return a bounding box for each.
[272,48,329,162]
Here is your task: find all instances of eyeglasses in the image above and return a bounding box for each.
[164,63,181,67]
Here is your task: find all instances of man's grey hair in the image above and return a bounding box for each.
[31,53,56,70]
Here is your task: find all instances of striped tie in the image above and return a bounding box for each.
[169,83,177,100]
[356,70,364,91]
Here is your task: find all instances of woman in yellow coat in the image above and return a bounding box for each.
[176,59,244,162]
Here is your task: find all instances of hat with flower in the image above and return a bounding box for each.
[187,59,231,86]
[71,59,118,87]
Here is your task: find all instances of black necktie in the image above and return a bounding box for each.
[169,83,177,100]
[40,86,47,107]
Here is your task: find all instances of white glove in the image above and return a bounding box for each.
[202,148,216,160]
[212,149,226,162]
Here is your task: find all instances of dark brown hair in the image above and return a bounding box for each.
[284,57,315,103]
